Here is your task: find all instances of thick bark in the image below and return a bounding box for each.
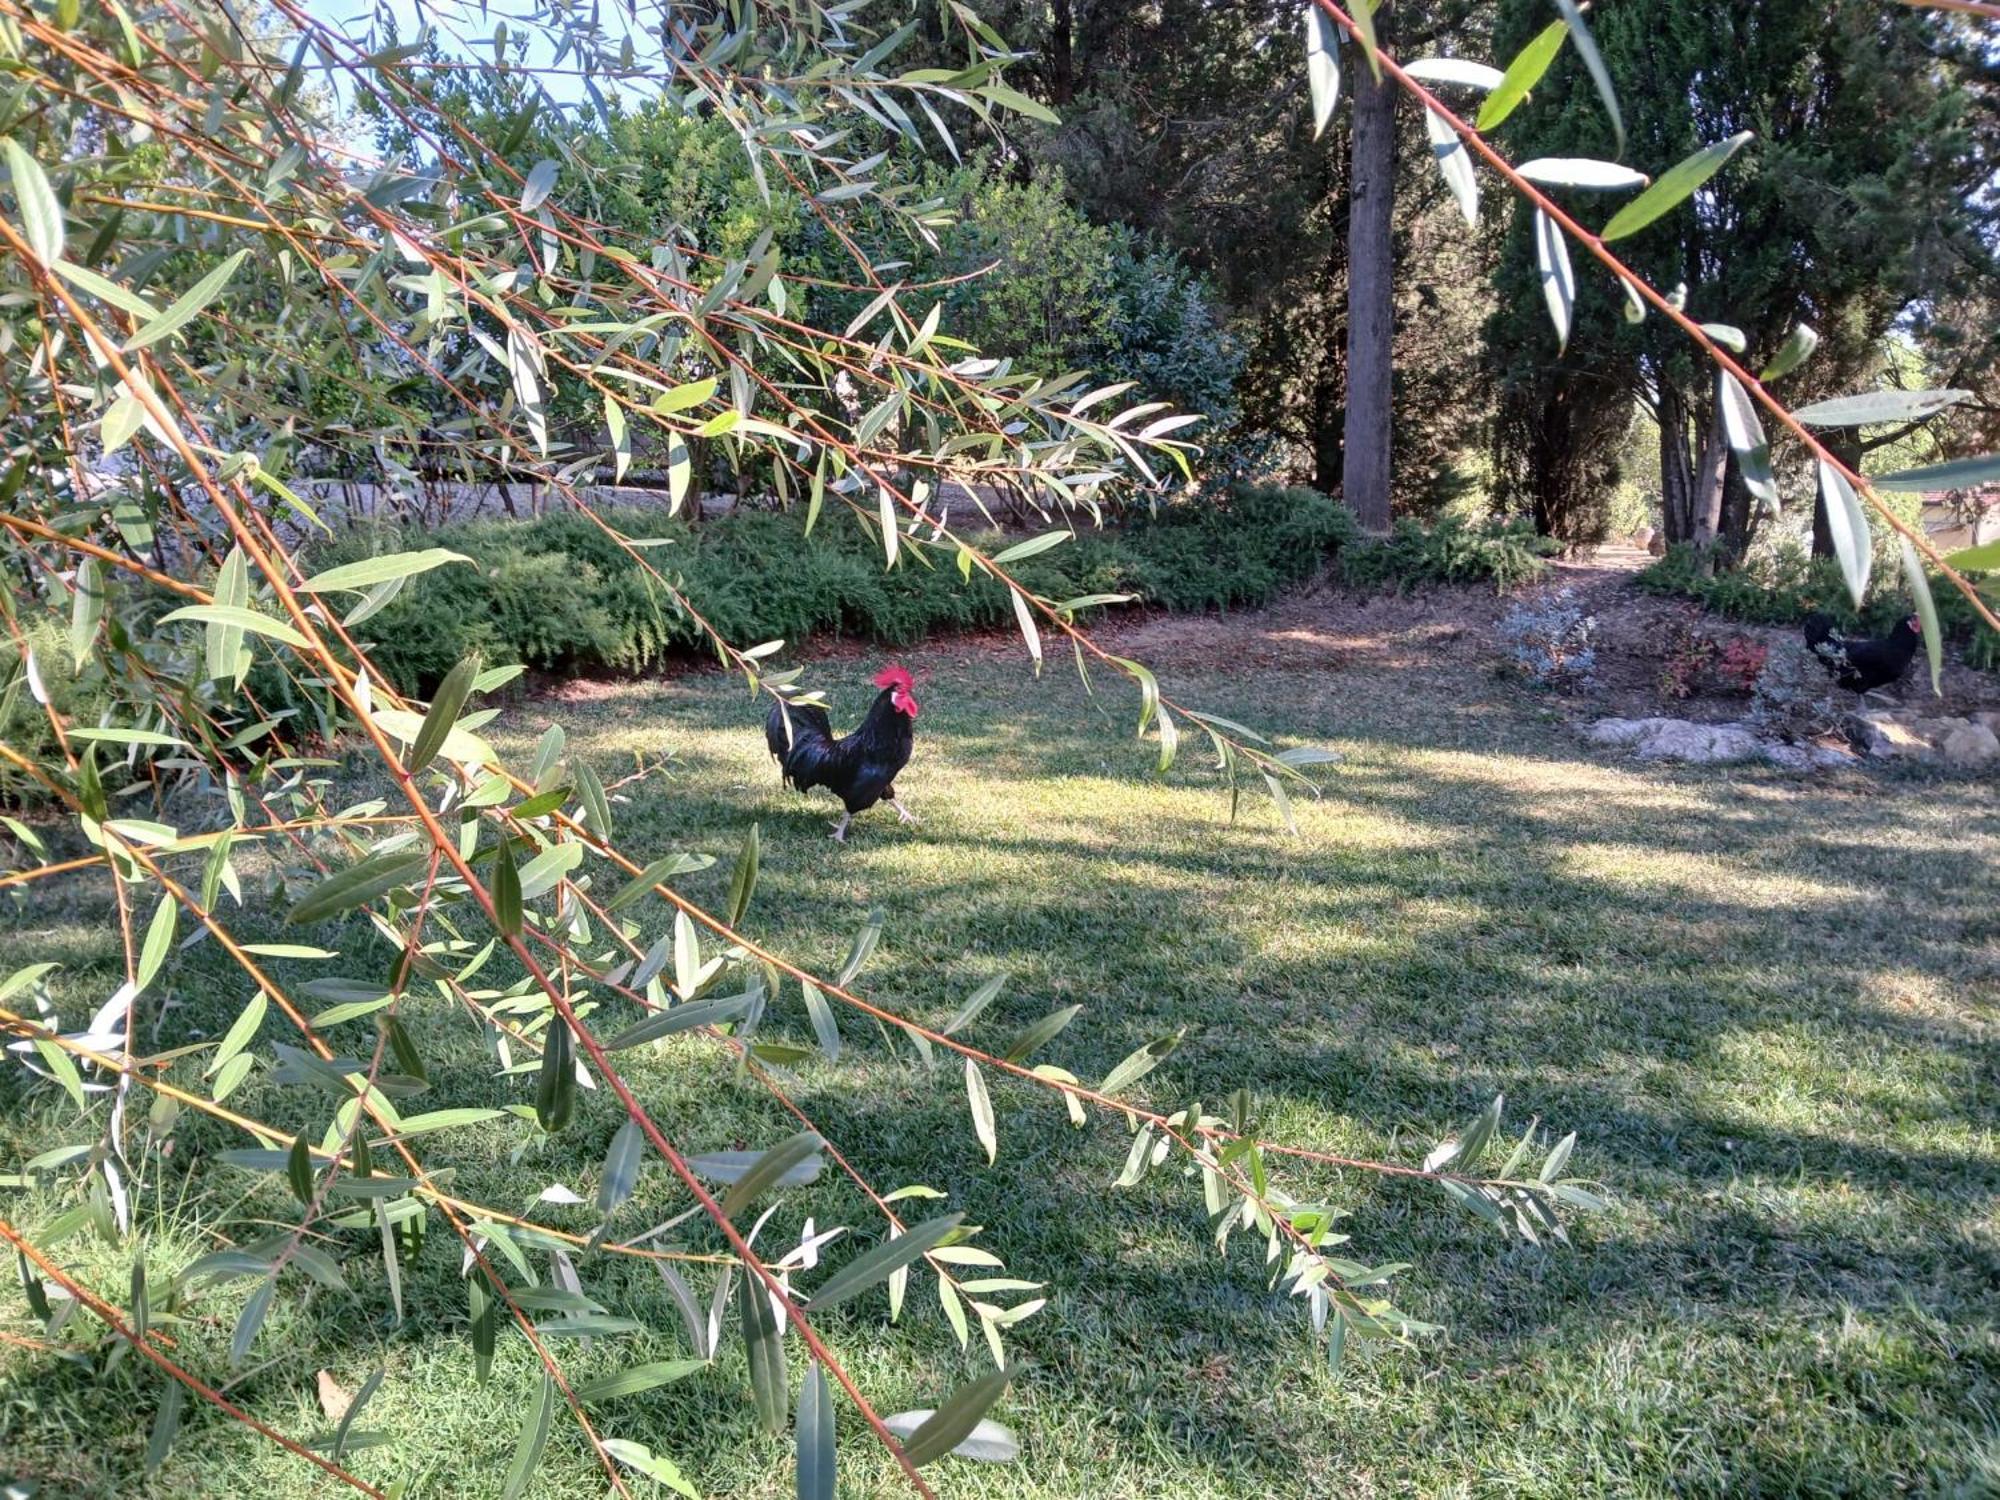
[1718,451,1753,564]
[1658,387,1694,543]
[1342,7,1396,533]
[1048,0,1074,106]
[1658,383,1726,551]
[1690,427,1727,551]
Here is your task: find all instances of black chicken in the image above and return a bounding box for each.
[764,664,920,842]
[1803,611,1923,697]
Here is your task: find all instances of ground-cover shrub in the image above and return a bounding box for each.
[293,487,1556,695]
[1658,613,1770,699]
[1497,587,1597,685]
[1339,513,1557,594]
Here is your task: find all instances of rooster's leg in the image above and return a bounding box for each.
[830,813,851,843]
[891,797,920,826]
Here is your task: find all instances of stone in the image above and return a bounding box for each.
[1972,710,2000,738]
[1845,711,1936,760]
[1940,723,2000,771]
[1587,717,1673,747]
[1629,721,1765,764]
[1584,717,1764,764]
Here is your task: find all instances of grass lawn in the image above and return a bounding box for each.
[3,618,1997,1498]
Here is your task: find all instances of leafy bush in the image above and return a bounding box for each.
[1497,588,1598,685]
[1638,542,1998,672]
[1658,614,1769,700]
[1341,513,1557,593]
[1,621,117,803]
[297,485,1351,693]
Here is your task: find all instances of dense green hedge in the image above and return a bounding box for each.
[285,486,1558,694]
[1637,543,1999,670]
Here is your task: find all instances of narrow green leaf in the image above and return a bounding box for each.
[1898,536,1944,697]
[896,1364,1024,1466]
[837,909,883,988]
[1303,8,1341,138]
[1758,324,1818,383]
[606,852,713,912]
[500,1374,556,1500]
[726,823,759,928]
[519,159,559,212]
[1795,387,1970,428]
[331,1366,385,1463]
[801,980,841,1061]
[798,1360,835,1500]
[598,1118,645,1214]
[1817,460,1871,608]
[230,1274,276,1368]
[69,556,102,671]
[136,894,175,994]
[469,1275,497,1383]
[1550,0,1623,156]
[808,1213,964,1312]
[158,604,311,649]
[743,1276,789,1434]
[1001,1005,1081,1064]
[944,975,1006,1037]
[287,1132,315,1204]
[408,652,481,776]
[574,1359,706,1404]
[300,548,472,594]
[602,989,756,1050]
[1943,538,2000,572]
[1533,208,1573,353]
[123,250,249,351]
[1425,108,1478,226]
[205,995,268,1081]
[491,838,523,938]
[5,140,63,266]
[964,1058,997,1165]
[1477,20,1565,131]
[1872,453,2000,493]
[31,1038,86,1111]
[145,1378,183,1473]
[286,850,429,927]
[1601,132,1755,242]
[534,1018,575,1133]
[1716,372,1777,512]
[574,760,612,839]
[1099,1030,1184,1097]
[1515,158,1647,190]
[52,259,161,320]
[720,1131,823,1220]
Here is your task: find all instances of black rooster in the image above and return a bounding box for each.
[765,664,920,842]
[1803,611,1923,697]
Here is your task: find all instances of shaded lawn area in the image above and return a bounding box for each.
[3,629,1997,1498]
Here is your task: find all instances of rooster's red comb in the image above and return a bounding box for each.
[873,663,914,690]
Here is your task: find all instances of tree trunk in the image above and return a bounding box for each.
[1342,6,1396,534]
[1718,451,1753,564]
[1658,386,1694,544]
[1048,0,1074,106]
[1690,427,1727,553]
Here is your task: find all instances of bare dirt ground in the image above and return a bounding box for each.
[550,543,2000,732]
[1089,544,2000,725]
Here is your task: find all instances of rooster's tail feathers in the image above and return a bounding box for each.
[765,699,837,788]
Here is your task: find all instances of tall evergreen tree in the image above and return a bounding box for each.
[1484,0,2000,552]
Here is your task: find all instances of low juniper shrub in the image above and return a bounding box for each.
[1498,588,1597,686]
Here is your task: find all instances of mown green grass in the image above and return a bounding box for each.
[2,635,1996,1498]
